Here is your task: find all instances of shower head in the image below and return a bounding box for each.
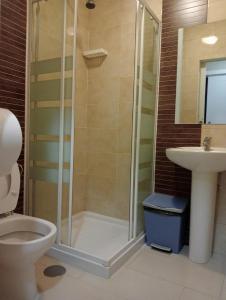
[86,0,95,9]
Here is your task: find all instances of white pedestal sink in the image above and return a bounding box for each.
[166,147,226,263]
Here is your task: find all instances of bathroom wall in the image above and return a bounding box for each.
[0,0,27,213]
[85,0,137,220]
[201,0,226,256]
[146,0,162,20]
[73,0,89,215]
[155,0,207,198]
[156,0,226,254]
[208,0,226,22]
[73,0,137,220]
[73,0,162,220]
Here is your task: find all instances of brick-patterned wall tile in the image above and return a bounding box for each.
[155,0,208,198]
[0,0,26,213]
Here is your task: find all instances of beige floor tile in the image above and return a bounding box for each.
[81,267,183,300]
[180,288,216,300]
[36,249,226,300]
[40,275,127,300]
[126,246,224,298]
[36,255,84,287]
[36,266,64,293]
[36,255,59,267]
[219,277,226,300]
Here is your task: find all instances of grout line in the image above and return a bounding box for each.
[125,246,223,299]
[181,286,220,300]
[179,287,186,300]
[218,275,225,300]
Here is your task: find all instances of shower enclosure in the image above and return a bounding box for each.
[26,0,160,276]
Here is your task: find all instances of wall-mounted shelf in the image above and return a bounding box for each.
[83,48,108,59]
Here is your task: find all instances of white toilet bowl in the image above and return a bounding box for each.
[0,164,57,300]
[0,214,56,300]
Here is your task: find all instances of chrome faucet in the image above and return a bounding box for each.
[203,136,212,151]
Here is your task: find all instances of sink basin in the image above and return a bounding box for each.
[166,147,226,172]
[166,146,226,264]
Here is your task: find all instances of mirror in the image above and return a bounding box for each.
[175,19,226,124]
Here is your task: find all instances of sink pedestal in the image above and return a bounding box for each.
[166,146,226,263]
[189,172,218,263]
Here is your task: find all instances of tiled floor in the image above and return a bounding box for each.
[36,245,226,300]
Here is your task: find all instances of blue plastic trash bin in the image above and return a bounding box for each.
[143,193,188,253]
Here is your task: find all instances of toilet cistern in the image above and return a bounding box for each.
[0,108,22,176]
[0,109,22,215]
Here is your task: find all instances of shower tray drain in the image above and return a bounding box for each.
[43,265,66,278]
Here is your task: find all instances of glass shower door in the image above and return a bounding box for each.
[133,7,160,236]
[27,0,76,246]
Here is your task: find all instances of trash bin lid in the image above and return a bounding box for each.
[143,193,188,214]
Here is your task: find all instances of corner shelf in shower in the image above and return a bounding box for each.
[83,48,108,59]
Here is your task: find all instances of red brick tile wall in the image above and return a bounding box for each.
[155,0,208,198]
[0,0,27,213]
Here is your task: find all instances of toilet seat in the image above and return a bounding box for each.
[0,163,20,215]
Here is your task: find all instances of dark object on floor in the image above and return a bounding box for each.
[43,265,66,278]
[143,193,189,254]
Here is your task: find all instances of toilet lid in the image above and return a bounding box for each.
[0,163,20,215]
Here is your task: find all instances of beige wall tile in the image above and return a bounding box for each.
[87,153,117,178]
[117,126,133,154]
[88,76,120,105]
[87,100,118,129]
[146,0,162,20]
[208,0,226,23]
[118,100,133,130]
[74,151,87,175]
[73,174,87,214]
[120,76,134,102]
[75,103,87,129]
[76,0,136,220]
[115,154,132,220]
[74,128,87,152]
[201,125,226,147]
[87,128,117,154]
[86,176,116,214]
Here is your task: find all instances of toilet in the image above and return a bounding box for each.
[0,109,57,300]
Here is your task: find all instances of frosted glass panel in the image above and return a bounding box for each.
[30,167,70,183]
[30,141,71,163]
[140,114,155,139]
[30,78,72,101]
[136,9,159,236]
[28,0,75,243]
[30,108,72,135]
